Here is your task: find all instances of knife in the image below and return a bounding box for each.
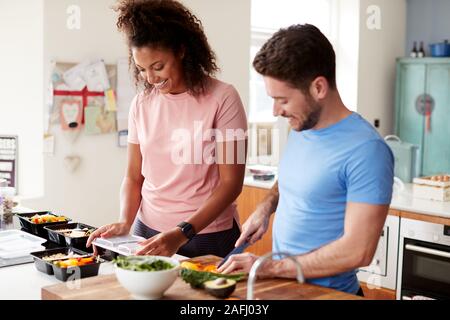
[217,241,251,268]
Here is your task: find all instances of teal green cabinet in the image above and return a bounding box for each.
[395,58,450,176]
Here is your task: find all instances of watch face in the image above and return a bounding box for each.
[178,222,195,239]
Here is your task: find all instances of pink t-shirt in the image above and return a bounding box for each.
[128,78,248,234]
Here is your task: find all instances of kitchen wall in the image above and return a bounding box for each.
[406,0,450,56]
[23,0,251,227]
[357,0,406,137]
[0,0,44,198]
[335,0,360,111]
[20,0,407,226]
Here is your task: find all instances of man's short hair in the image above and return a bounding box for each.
[253,24,336,92]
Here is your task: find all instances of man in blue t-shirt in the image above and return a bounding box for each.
[218,24,394,296]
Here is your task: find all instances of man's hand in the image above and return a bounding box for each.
[235,207,271,247]
[135,228,188,257]
[218,252,276,278]
[86,222,132,255]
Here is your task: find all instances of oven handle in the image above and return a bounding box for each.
[405,244,450,258]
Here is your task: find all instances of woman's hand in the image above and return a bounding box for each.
[86,222,132,255]
[135,228,188,257]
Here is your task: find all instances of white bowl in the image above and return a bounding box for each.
[115,256,180,300]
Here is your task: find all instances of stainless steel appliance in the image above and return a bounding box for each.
[397,218,450,300]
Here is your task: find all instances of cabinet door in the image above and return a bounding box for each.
[423,64,450,175]
[236,186,274,256]
[395,63,426,156]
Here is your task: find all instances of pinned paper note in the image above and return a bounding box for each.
[43,134,55,155]
[62,60,90,91]
[62,59,110,92]
[118,130,128,148]
[104,89,117,112]
[84,60,110,91]
[84,105,117,135]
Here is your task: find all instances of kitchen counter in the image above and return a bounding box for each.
[390,184,450,218]
[0,205,114,300]
[1,252,363,300]
[244,178,450,218]
[244,175,276,189]
[0,259,116,300]
[41,255,363,300]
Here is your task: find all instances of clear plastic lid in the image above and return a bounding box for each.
[92,235,145,256]
[0,230,46,259]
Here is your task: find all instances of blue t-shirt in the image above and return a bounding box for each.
[273,112,394,294]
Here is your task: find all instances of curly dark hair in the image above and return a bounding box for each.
[253,24,336,93]
[114,0,219,95]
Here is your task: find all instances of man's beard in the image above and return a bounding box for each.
[293,97,322,132]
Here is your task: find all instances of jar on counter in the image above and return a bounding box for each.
[0,187,16,230]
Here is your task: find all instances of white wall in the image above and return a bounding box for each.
[0,0,44,198]
[357,0,406,137]
[23,0,128,227]
[334,0,360,110]
[183,0,251,109]
[23,0,251,227]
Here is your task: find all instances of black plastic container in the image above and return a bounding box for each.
[15,212,71,238]
[52,255,104,282]
[30,247,90,275]
[95,247,121,261]
[44,223,96,252]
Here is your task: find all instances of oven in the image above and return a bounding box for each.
[397,218,450,300]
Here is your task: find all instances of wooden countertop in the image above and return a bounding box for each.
[41,255,364,300]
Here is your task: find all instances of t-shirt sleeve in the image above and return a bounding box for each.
[127,95,139,144]
[214,85,248,142]
[344,140,394,205]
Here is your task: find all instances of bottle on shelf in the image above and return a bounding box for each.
[418,41,426,58]
[410,41,418,58]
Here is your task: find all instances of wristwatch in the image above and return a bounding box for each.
[177,222,196,240]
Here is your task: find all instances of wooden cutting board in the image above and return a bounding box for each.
[41,255,363,300]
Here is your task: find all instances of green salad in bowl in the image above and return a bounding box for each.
[114,255,180,300]
[114,256,175,272]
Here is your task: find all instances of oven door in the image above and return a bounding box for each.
[401,238,450,300]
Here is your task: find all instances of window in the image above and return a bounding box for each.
[248,0,335,165]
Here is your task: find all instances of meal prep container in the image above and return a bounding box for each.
[93,235,145,261]
[52,256,103,282]
[30,247,90,275]
[15,212,71,238]
[30,247,103,281]
[44,222,96,252]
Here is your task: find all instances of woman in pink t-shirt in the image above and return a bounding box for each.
[87,0,247,258]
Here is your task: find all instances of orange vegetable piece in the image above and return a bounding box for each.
[202,265,219,273]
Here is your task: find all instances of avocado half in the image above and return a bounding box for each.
[204,278,236,298]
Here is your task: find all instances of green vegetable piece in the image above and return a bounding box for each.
[180,268,245,289]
